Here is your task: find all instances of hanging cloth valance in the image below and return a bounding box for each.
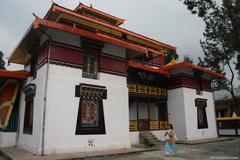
[0,80,19,129]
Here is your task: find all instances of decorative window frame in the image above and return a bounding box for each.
[75,83,107,135]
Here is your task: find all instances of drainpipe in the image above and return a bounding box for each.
[38,28,52,156]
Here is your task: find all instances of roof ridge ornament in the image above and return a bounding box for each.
[165,56,179,66]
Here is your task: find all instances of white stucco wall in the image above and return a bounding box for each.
[17,65,47,154]
[167,88,187,140]
[0,132,17,148]
[42,64,130,155]
[129,132,139,144]
[183,88,218,140]
[167,87,218,141]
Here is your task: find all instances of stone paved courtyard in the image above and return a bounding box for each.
[88,138,240,160]
[0,138,239,160]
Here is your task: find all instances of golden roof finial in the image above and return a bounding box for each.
[165,55,178,66]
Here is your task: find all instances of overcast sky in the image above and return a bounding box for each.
[0,0,205,63]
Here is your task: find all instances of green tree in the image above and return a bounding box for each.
[181,0,240,106]
[182,0,240,52]
[0,51,5,70]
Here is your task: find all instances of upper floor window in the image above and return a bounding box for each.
[196,78,203,95]
[81,39,103,79]
[82,51,99,79]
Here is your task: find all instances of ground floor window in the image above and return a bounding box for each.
[23,84,36,135]
[195,98,208,129]
[23,98,33,134]
[75,84,107,135]
[81,98,99,128]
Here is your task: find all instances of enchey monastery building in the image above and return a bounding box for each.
[0,3,224,155]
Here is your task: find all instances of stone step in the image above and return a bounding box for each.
[140,132,162,146]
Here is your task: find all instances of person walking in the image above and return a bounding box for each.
[164,124,177,155]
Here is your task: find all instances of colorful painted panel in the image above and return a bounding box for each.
[0,80,19,129]
[81,99,99,128]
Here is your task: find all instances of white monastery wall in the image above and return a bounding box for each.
[183,88,218,140]
[168,87,218,141]
[43,64,130,155]
[129,132,139,144]
[167,88,187,140]
[0,132,17,148]
[17,65,47,155]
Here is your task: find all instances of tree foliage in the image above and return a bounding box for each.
[181,0,240,106]
[0,51,5,70]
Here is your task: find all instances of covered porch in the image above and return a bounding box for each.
[128,84,168,132]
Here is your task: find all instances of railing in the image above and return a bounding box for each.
[159,121,168,129]
[129,120,138,131]
[149,120,159,130]
[127,84,167,97]
[216,117,240,136]
[129,120,168,131]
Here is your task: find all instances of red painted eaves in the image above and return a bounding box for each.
[47,4,176,51]
[74,3,125,25]
[33,18,164,56]
[0,70,29,79]
[162,61,225,78]
[128,61,168,75]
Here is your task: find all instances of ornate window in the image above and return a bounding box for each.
[195,98,208,129]
[75,83,107,134]
[81,98,99,128]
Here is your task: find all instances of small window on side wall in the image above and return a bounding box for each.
[195,98,208,129]
[196,78,203,95]
[23,98,34,134]
[23,84,36,135]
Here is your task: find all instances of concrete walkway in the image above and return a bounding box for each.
[0,137,234,160]
[0,147,159,160]
[176,137,234,144]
